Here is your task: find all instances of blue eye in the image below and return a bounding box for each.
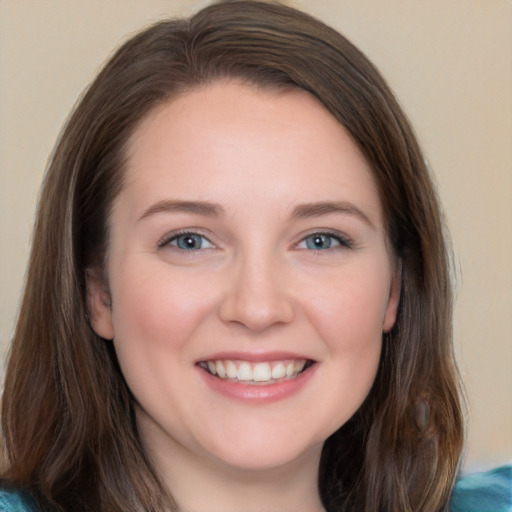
[305,234,337,250]
[298,232,350,251]
[168,233,213,251]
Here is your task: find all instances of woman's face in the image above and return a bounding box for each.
[89,81,400,475]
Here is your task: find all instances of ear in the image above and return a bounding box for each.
[86,269,115,340]
[383,259,402,332]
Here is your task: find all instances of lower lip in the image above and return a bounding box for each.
[197,364,317,403]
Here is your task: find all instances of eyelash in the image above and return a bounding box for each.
[157,229,353,252]
[295,230,353,252]
[157,229,215,251]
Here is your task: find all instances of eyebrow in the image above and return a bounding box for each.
[291,201,374,227]
[138,200,225,221]
[138,199,373,226]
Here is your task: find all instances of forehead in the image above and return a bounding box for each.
[120,80,382,222]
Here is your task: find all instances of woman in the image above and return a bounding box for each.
[1,1,509,511]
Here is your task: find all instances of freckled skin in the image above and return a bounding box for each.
[88,81,400,512]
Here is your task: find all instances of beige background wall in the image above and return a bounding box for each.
[1,0,510,472]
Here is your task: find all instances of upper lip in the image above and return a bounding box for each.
[196,351,315,363]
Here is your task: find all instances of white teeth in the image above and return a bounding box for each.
[216,361,226,378]
[237,362,252,381]
[202,359,310,384]
[226,360,238,379]
[271,362,286,379]
[295,360,306,373]
[207,361,217,375]
[253,362,272,382]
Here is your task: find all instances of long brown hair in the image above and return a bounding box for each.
[1,1,464,511]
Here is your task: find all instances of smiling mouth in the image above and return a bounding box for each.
[197,359,315,385]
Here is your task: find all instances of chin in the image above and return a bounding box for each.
[201,430,326,474]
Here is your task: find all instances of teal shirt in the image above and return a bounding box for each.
[0,489,40,512]
[450,465,512,512]
[1,465,511,511]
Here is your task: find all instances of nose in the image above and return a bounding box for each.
[218,253,295,332]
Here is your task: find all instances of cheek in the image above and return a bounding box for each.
[303,264,391,350]
[299,262,389,420]
[311,281,386,425]
[109,262,218,365]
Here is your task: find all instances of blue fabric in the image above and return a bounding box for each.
[0,489,40,512]
[450,464,512,512]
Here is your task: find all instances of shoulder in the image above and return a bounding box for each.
[0,488,41,512]
[450,464,512,512]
